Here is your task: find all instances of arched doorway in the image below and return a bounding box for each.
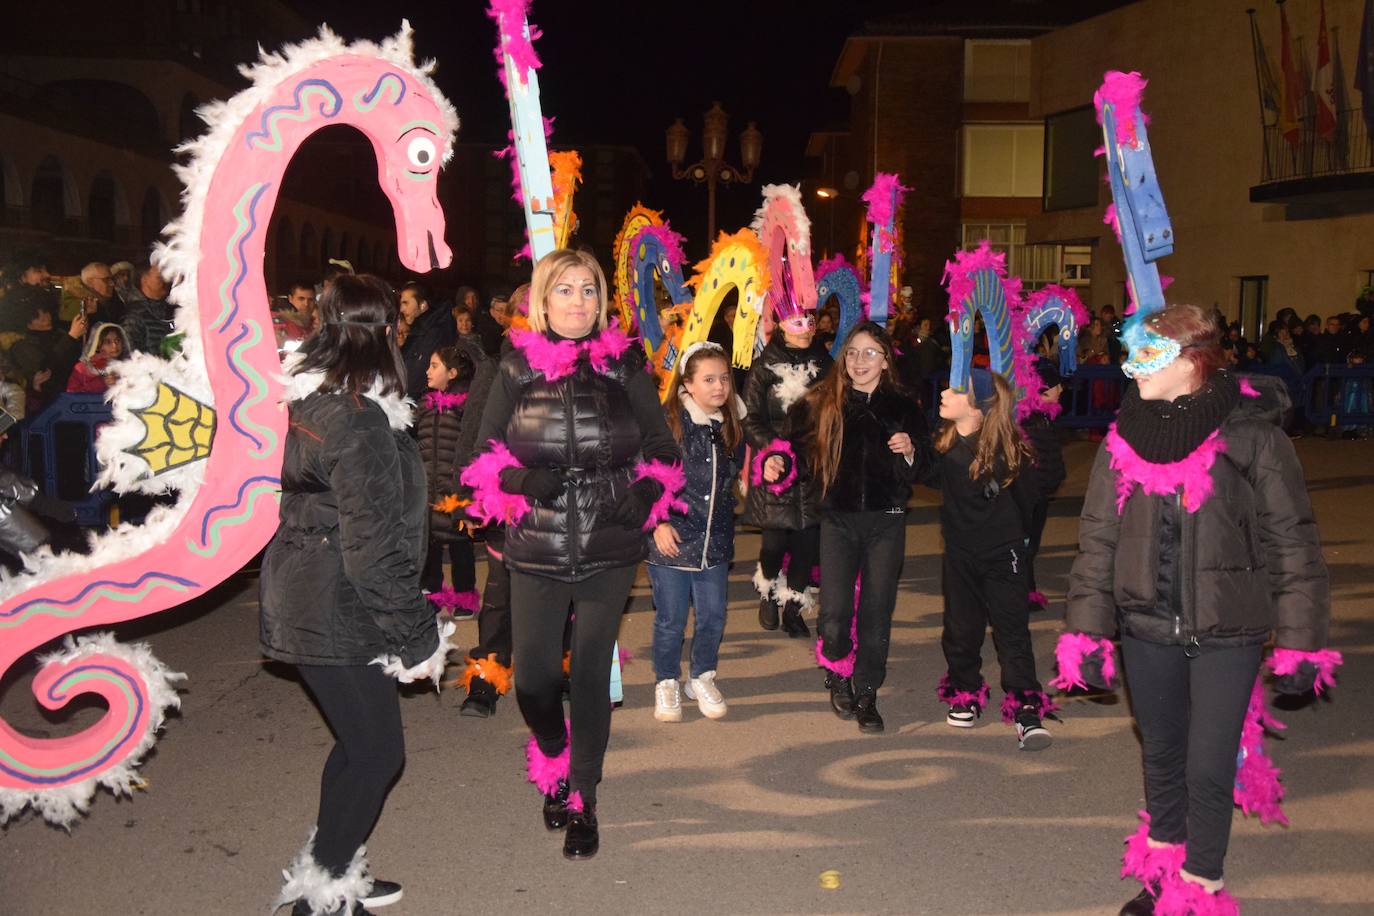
[30,155,78,235]
[88,171,129,242]
[299,223,317,274]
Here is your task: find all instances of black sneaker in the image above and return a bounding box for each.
[1014,705,1052,751]
[1118,886,1155,915]
[360,879,403,908]
[291,901,375,915]
[946,702,980,728]
[460,677,498,718]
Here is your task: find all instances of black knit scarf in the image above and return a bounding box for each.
[1114,372,1239,464]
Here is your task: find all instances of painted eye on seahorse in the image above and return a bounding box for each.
[406,135,438,173]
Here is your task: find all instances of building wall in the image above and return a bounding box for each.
[1027,0,1374,320]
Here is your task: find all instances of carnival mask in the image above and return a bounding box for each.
[1120,322,1182,379]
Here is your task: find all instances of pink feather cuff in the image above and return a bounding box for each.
[936,674,990,710]
[750,439,798,495]
[426,588,480,614]
[814,638,855,679]
[1267,647,1343,696]
[459,440,532,525]
[1000,689,1059,725]
[525,722,570,797]
[1049,632,1117,691]
[1120,811,1185,885]
[1234,675,1288,826]
[633,460,689,531]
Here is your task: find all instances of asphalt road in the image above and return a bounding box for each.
[2,438,1371,915]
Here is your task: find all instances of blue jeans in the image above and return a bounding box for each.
[648,562,729,681]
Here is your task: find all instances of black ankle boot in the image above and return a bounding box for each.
[542,779,571,831]
[460,677,499,718]
[1118,887,1155,915]
[562,805,599,859]
[780,601,810,638]
[825,672,855,720]
[758,596,780,630]
[853,689,884,733]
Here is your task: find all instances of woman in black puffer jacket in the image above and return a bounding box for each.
[742,318,833,637]
[463,249,682,861]
[416,344,476,613]
[1058,304,1337,915]
[261,275,450,916]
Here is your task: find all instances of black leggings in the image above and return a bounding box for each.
[758,526,820,597]
[510,564,636,807]
[818,511,906,692]
[1025,499,1050,595]
[940,541,1041,694]
[421,536,475,594]
[296,664,405,875]
[469,544,512,666]
[1121,635,1264,881]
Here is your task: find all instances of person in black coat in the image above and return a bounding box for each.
[798,322,929,733]
[1020,359,1067,612]
[398,282,456,401]
[261,275,450,916]
[416,345,477,615]
[462,249,682,860]
[7,286,85,411]
[742,316,833,637]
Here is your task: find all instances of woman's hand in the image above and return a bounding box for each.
[763,454,785,483]
[888,432,914,458]
[653,523,680,557]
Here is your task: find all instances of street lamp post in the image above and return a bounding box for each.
[666,102,762,240]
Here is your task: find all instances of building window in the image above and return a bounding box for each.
[963,40,1031,103]
[1237,276,1268,342]
[1043,106,1100,211]
[960,125,1044,198]
[960,222,1065,289]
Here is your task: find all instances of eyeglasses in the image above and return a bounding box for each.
[844,346,884,364]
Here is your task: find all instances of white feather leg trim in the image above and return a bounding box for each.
[0,633,186,828]
[369,617,456,691]
[771,362,819,412]
[775,583,816,614]
[273,829,372,916]
[752,564,776,600]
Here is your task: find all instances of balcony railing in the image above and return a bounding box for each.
[1258,108,1374,184]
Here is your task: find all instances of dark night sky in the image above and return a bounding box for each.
[288,0,909,252]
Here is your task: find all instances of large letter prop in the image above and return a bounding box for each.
[942,241,1024,395]
[815,254,868,359]
[611,205,692,366]
[1016,285,1089,420]
[751,184,817,344]
[0,24,455,827]
[861,173,909,327]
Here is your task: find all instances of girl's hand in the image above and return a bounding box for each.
[653,523,680,557]
[763,454,785,483]
[888,432,914,458]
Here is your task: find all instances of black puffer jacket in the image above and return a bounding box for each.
[1067,374,1329,650]
[647,394,743,570]
[1021,411,1066,503]
[920,431,1034,552]
[741,336,832,529]
[415,387,469,541]
[399,305,457,401]
[472,327,680,582]
[260,384,437,667]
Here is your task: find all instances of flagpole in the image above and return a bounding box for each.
[1246,9,1272,179]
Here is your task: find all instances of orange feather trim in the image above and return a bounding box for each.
[457,653,513,695]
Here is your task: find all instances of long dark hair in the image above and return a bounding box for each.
[805,320,902,494]
[292,273,405,397]
[663,345,742,451]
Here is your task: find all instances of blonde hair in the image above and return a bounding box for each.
[526,249,608,334]
[934,372,1033,486]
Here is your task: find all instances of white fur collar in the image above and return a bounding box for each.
[678,390,747,426]
[771,361,819,412]
[279,352,414,431]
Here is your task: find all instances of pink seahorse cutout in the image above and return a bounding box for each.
[0,22,456,827]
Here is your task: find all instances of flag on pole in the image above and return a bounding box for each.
[1278,2,1303,147]
[1250,11,1282,121]
[1358,0,1374,137]
[1316,0,1336,140]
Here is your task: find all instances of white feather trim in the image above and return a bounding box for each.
[0,633,186,828]
[749,183,812,257]
[279,352,415,431]
[370,617,456,691]
[775,583,817,613]
[752,564,776,600]
[273,829,372,916]
[770,361,819,412]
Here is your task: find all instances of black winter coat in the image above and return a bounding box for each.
[473,327,680,582]
[1021,411,1066,504]
[1067,375,1330,650]
[920,431,1033,552]
[741,336,832,529]
[647,395,742,570]
[260,385,437,667]
[415,387,469,541]
[399,306,457,401]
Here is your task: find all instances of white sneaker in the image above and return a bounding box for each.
[683,671,728,719]
[654,678,682,722]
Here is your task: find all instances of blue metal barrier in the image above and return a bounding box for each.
[19,393,115,526]
[1302,363,1374,429]
[1058,365,1126,428]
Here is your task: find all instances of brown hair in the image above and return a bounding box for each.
[806,321,902,495]
[664,346,741,452]
[527,249,608,333]
[934,372,1033,486]
[1144,303,1225,383]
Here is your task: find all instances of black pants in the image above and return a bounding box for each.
[296,664,405,875]
[1025,499,1050,595]
[421,535,475,594]
[940,541,1041,694]
[1121,635,1264,881]
[758,525,820,597]
[469,543,512,667]
[818,511,906,692]
[510,564,637,807]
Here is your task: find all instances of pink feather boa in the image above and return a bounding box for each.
[1120,811,1185,884]
[1103,202,1123,242]
[524,722,570,796]
[1238,376,1261,399]
[567,790,586,813]
[942,240,1017,325]
[1049,632,1117,691]
[632,459,689,531]
[814,579,862,678]
[1267,647,1343,695]
[510,324,636,381]
[750,439,799,494]
[1094,70,1149,148]
[936,674,990,711]
[1027,590,1048,609]
[1104,423,1226,514]
[426,587,480,614]
[999,689,1059,725]
[423,390,468,413]
[487,0,542,90]
[1234,675,1288,826]
[629,224,688,271]
[1155,872,1240,916]
[861,172,910,231]
[459,440,532,525]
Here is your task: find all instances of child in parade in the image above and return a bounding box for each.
[66,322,130,393]
[417,345,478,619]
[743,296,832,637]
[1057,304,1338,914]
[926,368,1054,750]
[648,341,745,723]
[802,322,928,733]
[1020,358,1067,611]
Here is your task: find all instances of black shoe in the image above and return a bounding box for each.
[1014,704,1052,751]
[758,597,780,630]
[543,779,571,831]
[360,879,402,908]
[780,601,810,639]
[291,901,374,915]
[460,678,499,718]
[562,806,599,859]
[825,672,855,720]
[853,690,884,732]
[1119,887,1155,915]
